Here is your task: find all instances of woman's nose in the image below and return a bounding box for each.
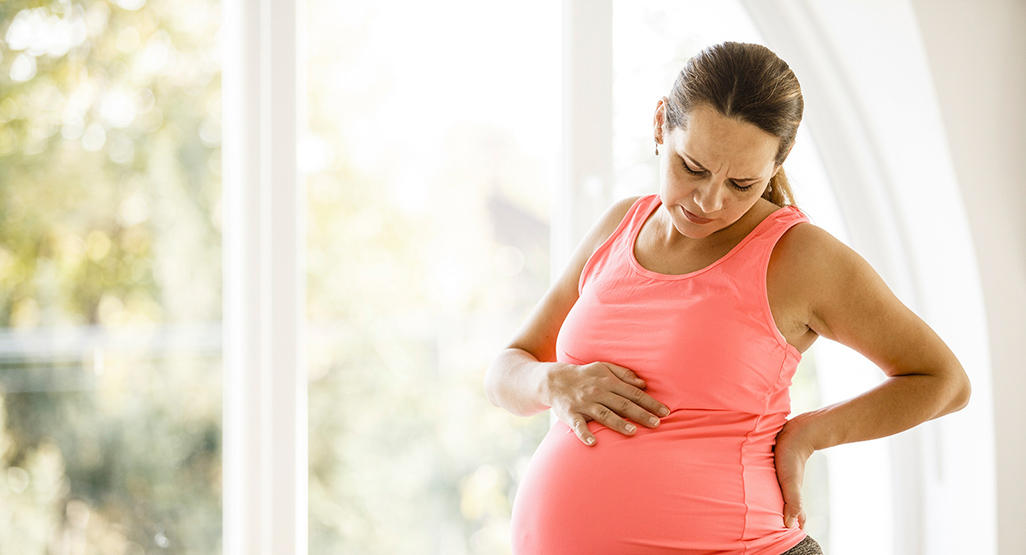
[693,179,726,213]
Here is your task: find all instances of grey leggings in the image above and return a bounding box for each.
[779,533,824,554]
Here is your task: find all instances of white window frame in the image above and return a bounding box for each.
[214,0,991,552]
[222,1,307,554]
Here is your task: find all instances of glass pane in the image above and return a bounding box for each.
[0,0,222,552]
[303,1,559,553]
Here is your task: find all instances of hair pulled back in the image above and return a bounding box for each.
[664,41,804,207]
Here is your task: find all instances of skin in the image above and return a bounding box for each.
[651,99,787,252]
[504,95,971,532]
[653,97,969,530]
[652,99,814,529]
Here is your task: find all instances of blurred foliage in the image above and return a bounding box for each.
[0,0,222,553]
[1,0,561,553]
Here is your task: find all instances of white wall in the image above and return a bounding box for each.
[909,1,1026,554]
[559,1,1022,552]
[745,1,995,552]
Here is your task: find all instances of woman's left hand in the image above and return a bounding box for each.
[773,421,817,530]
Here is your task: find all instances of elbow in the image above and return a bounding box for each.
[950,375,972,411]
[941,361,972,411]
[483,368,499,407]
[483,358,509,409]
[958,378,972,409]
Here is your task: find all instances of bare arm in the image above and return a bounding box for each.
[485,347,559,417]
[483,196,640,411]
[484,196,672,445]
[782,224,971,451]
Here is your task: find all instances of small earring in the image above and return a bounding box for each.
[654,140,659,156]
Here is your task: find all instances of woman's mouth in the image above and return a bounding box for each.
[681,206,712,224]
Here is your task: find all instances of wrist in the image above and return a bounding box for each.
[534,361,568,409]
[782,411,824,453]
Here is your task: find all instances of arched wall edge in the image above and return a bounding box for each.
[740,1,996,554]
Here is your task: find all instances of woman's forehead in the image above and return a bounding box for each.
[669,118,778,166]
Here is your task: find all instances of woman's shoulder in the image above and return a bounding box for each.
[572,194,647,274]
[610,194,647,220]
[775,215,834,259]
[770,216,850,321]
[592,194,646,244]
[771,212,828,271]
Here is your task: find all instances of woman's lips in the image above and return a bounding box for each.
[682,206,712,223]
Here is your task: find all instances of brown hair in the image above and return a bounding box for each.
[663,41,804,208]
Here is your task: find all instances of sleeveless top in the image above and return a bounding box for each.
[510,193,813,554]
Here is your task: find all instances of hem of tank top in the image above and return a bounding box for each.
[577,195,649,296]
[626,195,800,281]
[780,529,811,554]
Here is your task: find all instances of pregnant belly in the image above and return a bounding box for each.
[509,410,808,555]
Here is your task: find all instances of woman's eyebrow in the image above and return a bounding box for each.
[683,151,761,182]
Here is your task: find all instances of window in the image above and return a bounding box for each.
[302,1,560,552]
[0,0,222,552]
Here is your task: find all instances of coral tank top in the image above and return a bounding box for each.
[510,194,812,554]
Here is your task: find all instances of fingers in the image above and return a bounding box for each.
[566,401,638,447]
[568,414,596,446]
[573,392,668,445]
[612,381,671,421]
[603,362,648,390]
[783,507,806,529]
[591,402,638,435]
[615,368,647,389]
[560,363,671,447]
[595,362,670,418]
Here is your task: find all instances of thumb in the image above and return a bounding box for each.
[782,501,805,529]
[780,482,804,528]
[775,447,806,529]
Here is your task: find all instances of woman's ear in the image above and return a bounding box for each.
[653,99,666,143]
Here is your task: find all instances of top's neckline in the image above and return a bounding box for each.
[627,194,795,280]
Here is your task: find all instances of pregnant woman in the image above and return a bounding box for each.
[484,41,971,554]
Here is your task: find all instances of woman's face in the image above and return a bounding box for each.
[654,101,781,241]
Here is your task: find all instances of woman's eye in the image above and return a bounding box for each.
[682,161,754,192]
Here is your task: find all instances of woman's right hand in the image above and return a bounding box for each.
[544,361,671,446]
